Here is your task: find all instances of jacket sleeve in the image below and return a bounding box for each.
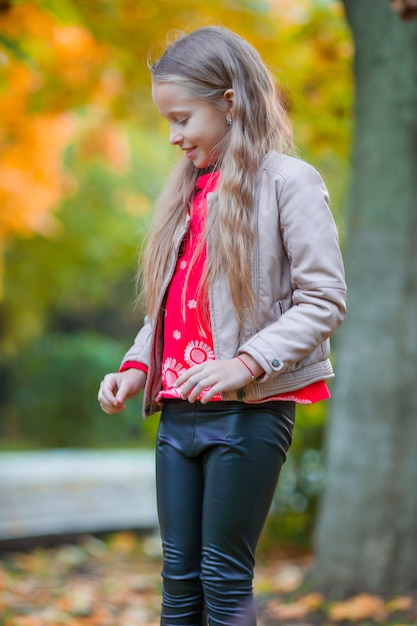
[239,163,347,379]
[120,315,153,370]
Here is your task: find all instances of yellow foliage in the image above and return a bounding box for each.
[0,0,352,269]
[0,2,109,243]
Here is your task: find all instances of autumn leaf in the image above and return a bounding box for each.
[265,592,324,621]
[107,530,140,554]
[329,593,387,622]
[2,537,417,625]
[385,595,414,612]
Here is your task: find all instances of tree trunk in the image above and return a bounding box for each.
[311,0,417,595]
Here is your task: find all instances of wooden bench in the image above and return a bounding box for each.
[0,449,158,544]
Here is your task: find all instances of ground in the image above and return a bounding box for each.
[0,532,416,626]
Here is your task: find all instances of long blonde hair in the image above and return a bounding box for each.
[141,27,293,326]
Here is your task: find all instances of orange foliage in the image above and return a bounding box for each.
[329,593,387,622]
[265,592,324,620]
[0,0,353,262]
[0,109,74,237]
[78,118,130,171]
[0,3,109,242]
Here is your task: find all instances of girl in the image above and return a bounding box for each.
[98,26,346,626]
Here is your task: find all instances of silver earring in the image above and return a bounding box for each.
[227,117,232,126]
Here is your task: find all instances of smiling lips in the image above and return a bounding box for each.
[184,146,197,158]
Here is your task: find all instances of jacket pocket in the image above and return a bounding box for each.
[273,298,291,319]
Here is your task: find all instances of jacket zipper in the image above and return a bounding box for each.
[144,215,191,414]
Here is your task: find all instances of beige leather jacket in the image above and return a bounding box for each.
[122,152,347,418]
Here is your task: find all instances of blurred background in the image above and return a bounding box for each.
[0,0,353,551]
[2,3,417,622]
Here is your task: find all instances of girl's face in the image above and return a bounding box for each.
[152,81,233,169]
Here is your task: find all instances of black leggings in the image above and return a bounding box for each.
[156,399,295,626]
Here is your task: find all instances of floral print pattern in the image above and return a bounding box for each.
[157,172,221,403]
[184,340,215,366]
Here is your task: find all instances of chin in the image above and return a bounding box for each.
[196,158,216,170]
[192,158,208,169]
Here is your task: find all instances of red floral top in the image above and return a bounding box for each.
[122,172,330,405]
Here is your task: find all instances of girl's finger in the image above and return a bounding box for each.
[175,366,202,387]
[199,384,221,404]
[180,377,203,400]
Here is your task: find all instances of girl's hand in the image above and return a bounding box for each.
[174,355,263,404]
[98,369,146,414]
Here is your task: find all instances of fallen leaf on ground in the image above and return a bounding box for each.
[265,592,325,620]
[329,593,387,622]
[107,531,139,554]
[385,595,413,612]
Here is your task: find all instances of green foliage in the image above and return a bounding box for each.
[0,122,172,352]
[0,34,30,61]
[260,401,328,551]
[1,0,352,353]
[0,112,171,451]
[38,0,84,23]
[4,332,143,448]
[0,5,351,554]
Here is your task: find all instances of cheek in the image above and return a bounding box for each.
[214,125,228,147]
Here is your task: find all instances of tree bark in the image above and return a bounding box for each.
[311,0,417,595]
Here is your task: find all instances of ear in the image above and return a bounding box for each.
[223,88,234,113]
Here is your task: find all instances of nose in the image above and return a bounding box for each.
[169,127,182,146]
